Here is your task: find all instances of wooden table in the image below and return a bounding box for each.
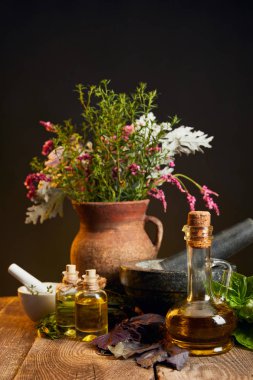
[1,297,253,380]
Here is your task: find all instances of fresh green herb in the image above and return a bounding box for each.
[27,284,39,295]
[233,321,253,350]
[36,313,62,339]
[27,284,53,295]
[213,272,253,350]
[46,285,53,293]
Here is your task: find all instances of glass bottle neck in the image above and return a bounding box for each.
[187,244,212,302]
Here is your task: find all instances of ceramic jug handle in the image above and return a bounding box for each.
[145,215,163,253]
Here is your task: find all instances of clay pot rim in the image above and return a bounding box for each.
[72,199,150,206]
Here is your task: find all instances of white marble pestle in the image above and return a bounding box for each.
[8,263,49,293]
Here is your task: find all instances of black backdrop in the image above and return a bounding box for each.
[1,0,253,296]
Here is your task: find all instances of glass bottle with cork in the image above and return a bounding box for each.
[166,211,237,356]
[75,269,108,342]
[56,264,80,331]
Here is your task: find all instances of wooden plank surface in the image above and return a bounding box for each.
[15,337,154,380]
[156,347,253,380]
[1,297,253,380]
[0,297,36,380]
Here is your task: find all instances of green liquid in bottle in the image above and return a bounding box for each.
[56,294,76,328]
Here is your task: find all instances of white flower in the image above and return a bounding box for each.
[146,112,156,122]
[160,122,172,131]
[161,126,213,156]
[159,166,174,176]
[25,182,65,224]
[36,181,53,202]
[147,165,174,180]
[45,147,64,167]
[136,115,146,127]
[136,112,156,127]
[45,141,93,168]
[136,113,167,139]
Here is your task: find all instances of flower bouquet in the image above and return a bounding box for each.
[24,80,219,224]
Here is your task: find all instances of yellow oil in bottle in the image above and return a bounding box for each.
[75,269,108,342]
[56,294,76,328]
[165,211,237,356]
[56,264,80,331]
[166,301,236,355]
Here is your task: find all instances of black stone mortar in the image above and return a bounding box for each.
[120,259,236,315]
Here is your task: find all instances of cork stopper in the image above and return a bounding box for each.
[85,269,97,282]
[183,211,213,248]
[187,211,211,227]
[62,264,79,283]
[66,264,77,273]
[82,269,99,290]
[81,270,107,290]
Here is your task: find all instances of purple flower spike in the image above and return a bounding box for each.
[148,188,167,212]
[201,185,220,215]
[162,174,185,193]
[186,193,196,211]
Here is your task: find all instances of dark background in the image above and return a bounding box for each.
[1,0,253,296]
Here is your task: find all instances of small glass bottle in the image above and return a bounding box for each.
[75,269,108,342]
[56,264,80,330]
[166,211,236,356]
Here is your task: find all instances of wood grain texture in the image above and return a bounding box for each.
[15,337,154,380]
[156,347,253,380]
[0,297,36,380]
[1,297,253,380]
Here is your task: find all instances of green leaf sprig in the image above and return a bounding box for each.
[213,272,253,350]
[36,313,62,340]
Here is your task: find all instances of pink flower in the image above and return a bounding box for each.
[148,188,167,212]
[128,163,140,176]
[39,121,56,132]
[78,153,92,161]
[162,174,185,193]
[147,146,161,153]
[201,185,220,215]
[24,173,50,200]
[42,140,54,156]
[123,124,135,140]
[187,193,196,211]
[169,161,175,168]
[155,174,197,212]
[123,124,135,135]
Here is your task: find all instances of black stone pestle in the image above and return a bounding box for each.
[160,218,253,271]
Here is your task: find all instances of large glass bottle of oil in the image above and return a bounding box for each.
[166,211,236,356]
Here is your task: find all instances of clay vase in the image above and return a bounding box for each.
[70,200,163,285]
